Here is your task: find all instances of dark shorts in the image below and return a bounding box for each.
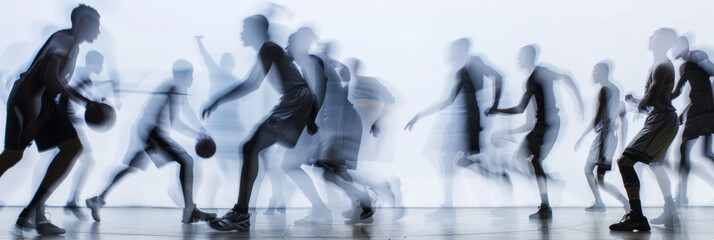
[681,104,714,139]
[623,111,678,164]
[5,92,78,151]
[523,117,560,160]
[124,124,189,170]
[258,87,315,148]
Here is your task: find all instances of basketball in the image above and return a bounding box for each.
[84,102,116,132]
[195,134,216,159]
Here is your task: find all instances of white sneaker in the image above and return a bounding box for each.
[295,209,332,225]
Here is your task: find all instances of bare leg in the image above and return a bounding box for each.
[234,131,278,214]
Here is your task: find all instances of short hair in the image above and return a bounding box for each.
[449,38,471,52]
[653,28,678,50]
[86,50,104,65]
[71,4,100,26]
[172,60,193,74]
[244,15,269,33]
[291,27,317,44]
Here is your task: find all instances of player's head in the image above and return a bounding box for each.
[346,57,363,76]
[518,44,538,70]
[671,36,690,60]
[648,28,677,54]
[172,60,194,86]
[241,15,269,48]
[71,4,101,43]
[220,52,235,72]
[287,27,317,56]
[592,60,612,85]
[447,38,470,67]
[86,50,104,75]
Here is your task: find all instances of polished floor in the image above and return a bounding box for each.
[0,206,710,239]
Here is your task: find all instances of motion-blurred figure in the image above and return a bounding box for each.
[405,38,504,210]
[60,51,112,219]
[282,27,376,225]
[344,58,404,209]
[609,28,679,231]
[0,4,100,236]
[488,44,584,219]
[86,60,216,224]
[195,35,245,165]
[574,61,629,212]
[203,15,319,232]
[670,36,714,207]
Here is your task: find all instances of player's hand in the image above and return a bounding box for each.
[201,102,217,119]
[625,93,635,103]
[195,35,203,40]
[404,115,419,131]
[370,124,381,137]
[485,107,497,116]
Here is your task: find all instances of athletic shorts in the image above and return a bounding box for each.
[257,87,315,148]
[623,111,678,164]
[124,123,189,171]
[5,89,78,151]
[523,117,560,160]
[587,128,617,172]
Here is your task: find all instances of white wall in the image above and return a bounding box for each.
[1,0,713,208]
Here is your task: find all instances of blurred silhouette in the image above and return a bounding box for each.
[343,58,404,216]
[404,38,505,211]
[195,35,245,166]
[574,61,629,212]
[610,28,679,231]
[670,36,714,207]
[203,15,319,232]
[488,44,584,219]
[0,4,100,236]
[281,27,376,225]
[59,50,106,220]
[85,60,216,224]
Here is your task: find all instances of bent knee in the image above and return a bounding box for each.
[616,156,634,167]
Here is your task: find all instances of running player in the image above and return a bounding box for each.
[574,61,629,212]
[609,28,680,231]
[85,60,216,224]
[670,36,714,207]
[203,15,319,232]
[488,44,584,219]
[0,4,100,235]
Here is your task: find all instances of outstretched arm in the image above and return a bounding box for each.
[404,79,461,131]
[491,87,532,115]
[195,36,220,72]
[558,73,585,118]
[202,63,264,118]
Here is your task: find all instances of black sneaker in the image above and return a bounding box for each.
[609,212,651,231]
[208,208,251,231]
[182,205,217,223]
[35,218,66,235]
[64,201,87,220]
[14,209,34,232]
[86,196,105,222]
[529,204,552,219]
[360,204,375,220]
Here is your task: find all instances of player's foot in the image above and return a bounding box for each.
[609,212,650,231]
[35,218,66,236]
[295,208,332,225]
[86,196,105,222]
[182,204,217,223]
[649,211,680,227]
[529,203,552,219]
[674,196,688,208]
[345,201,375,224]
[64,200,87,220]
[208,207,251,232]
[14,208,35,233]
[263,206,286,216]
[585,202,606,212]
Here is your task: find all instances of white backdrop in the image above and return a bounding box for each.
[1,0,713,208]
